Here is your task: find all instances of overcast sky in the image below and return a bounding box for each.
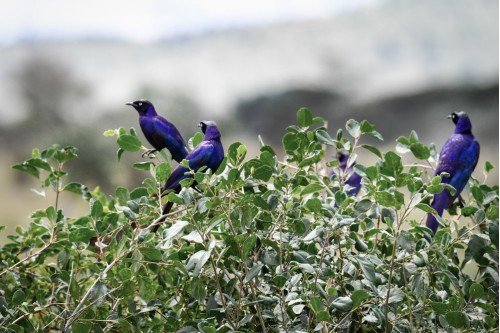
[1,0,381,45]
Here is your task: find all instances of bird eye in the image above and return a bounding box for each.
[138,102,143,106]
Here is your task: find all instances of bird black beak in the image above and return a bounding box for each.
[447,114,452,119]
[126,102,135,107]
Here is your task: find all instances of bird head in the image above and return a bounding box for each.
[198,121,221,140]
[126,99,155,115]
[448,111,472,134]
[337,151,349,164]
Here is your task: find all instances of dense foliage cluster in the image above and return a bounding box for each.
[1,109,498,332]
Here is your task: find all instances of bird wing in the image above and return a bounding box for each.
[186,141,216,171]
[162,165,190,191]
[151,117,188,160]
[162,141,215,191]
[435,135,480,199]
[449,139,480,196]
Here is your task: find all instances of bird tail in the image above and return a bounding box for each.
[151,201,174,233]
[425,191,450,234]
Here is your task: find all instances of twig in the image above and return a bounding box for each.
[146,207,189,231]
[248,281,268,333]
[0,229,57,277]
[63,254,126,330]
[209,258,237,330]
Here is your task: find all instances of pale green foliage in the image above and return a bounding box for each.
[2,109,498,332]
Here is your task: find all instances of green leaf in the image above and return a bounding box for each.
[431,301,448,315]
[305,197,322,213]
[91,200,103,219]
[297,107,313,127]
[158,148,172,163]
[331,297,353,312]
[130,187,148,200]
[156,162,173,182]
[32,148,41,158]
[244,263,264,283]
[191,277,207,303]
[415,203,436,214]
[396,231,414,252]
[191,132,204,148]
[242,235,257,259]
[69,227,97,243]
[379,151,403,178]
[186,243,214,277]
[484,160,495,173]
[63,182,90,199]
[445,311,469,329]
[12,163,40,178]
[72,322,92,333]
[103,129,116,136]
[282,132,300,151]
[354,256,377,283]
[465,234,489,262]
[410,142,430,160]
[354,236,368,252]
[54,146,78,164]
[259,150,276,166]
[471,186,484,204]
[45,206,57,223]
[133,161,154,171]
[346,119,361,139]
[316,310,331,322]
[117,134,142,152]
[267,193,279,211]
[164,220,189,241]
[376,191,395,207]
[253,165,273,182]
[489,221,499,247]
[315,128,334,145]
[117,148,125,161]
[310,296,323,313]
[166,192,185,205]
[351,290,370,308]
[12,290,26,306]
[302,184,324,196]
[486,205,499,220]
[360,120,383,140]
[228,142,246,165]
[365,166,379,180]
[27,158,52,172]
[361,144,383,159]
[387,287,405,304]
[469,283,485,298]
[139,247,163,261]
[91,282,108,306]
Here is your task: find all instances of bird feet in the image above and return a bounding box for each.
[142,149,158,158]
[457,195,466,208]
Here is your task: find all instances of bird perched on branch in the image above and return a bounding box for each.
[425,111,480,234]
[153,121,224,232]
[126,99,188,162]
[331,151,362,197]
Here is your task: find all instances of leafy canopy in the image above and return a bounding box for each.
[2,108,498,332]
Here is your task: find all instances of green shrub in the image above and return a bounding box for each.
[1,108,498,332]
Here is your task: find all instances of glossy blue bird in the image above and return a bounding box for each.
[126,99,188,163]
[331,151,362,197]
[153,121,224,232]
[425,111,480,234]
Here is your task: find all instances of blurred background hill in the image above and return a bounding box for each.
[0,0,498,235]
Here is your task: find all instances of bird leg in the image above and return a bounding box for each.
[457,195,466,208]
[142,149,158,158]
